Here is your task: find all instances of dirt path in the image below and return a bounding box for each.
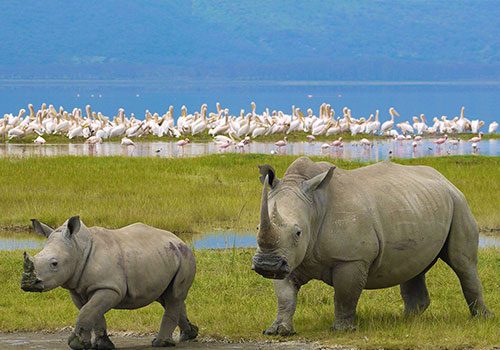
[0,332,328,350]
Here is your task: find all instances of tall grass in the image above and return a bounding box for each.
[1,248,499,348]
[0,155,499,234]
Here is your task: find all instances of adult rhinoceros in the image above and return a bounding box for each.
[21,216,198,349]
[251,157,492,335]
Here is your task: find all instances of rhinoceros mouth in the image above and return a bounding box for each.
[251,254,291,280]
[20,278,44,292]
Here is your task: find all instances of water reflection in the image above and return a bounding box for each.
[0,138,497,161]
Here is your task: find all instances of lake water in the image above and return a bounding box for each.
[1,82,500,125]
[1,138,498,161]
[1,232,498,251]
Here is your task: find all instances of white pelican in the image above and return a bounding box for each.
[380,107,399,135]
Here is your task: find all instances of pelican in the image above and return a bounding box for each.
[488,121,498,134]
[121,137,135,146]
[380,107,399,135]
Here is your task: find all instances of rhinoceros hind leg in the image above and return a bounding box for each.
[330,261,368,331]
[400,272,431,315]
[179,323,198,342]
[178,301,198,342]
[440,205,493,318]
[441,255,493,317]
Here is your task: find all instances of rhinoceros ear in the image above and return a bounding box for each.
[258,164,280,189]
[301,167,335,194]
[64,216,81,239]
[31,219,54,238]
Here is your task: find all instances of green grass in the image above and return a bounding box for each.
[0,155,499,234]
[1,248,499,349]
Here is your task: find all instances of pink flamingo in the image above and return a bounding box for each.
[275,136,288,152]
[218,140,233,152]
[360,138,372,147]
[176,138,190,147]
[469,132,483,143]
[414,135,422,142]
[306,135,316,143]
[331,137,343,149]
[433,134,448,146]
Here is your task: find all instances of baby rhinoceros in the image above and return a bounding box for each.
[21,216,198,350]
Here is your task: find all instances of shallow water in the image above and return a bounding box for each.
[1,232,498,251]
[0,138,497,161]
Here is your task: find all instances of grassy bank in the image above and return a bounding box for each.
[1,248,499,349]
[4,132,500,145]
[0,155,500,234]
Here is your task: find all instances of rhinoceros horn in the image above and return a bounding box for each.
[258,175,279,248]
[21,252,38,286]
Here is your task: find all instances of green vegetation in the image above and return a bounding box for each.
[1,248,499,349]
[0,155,500,235]
[0,155,497,233]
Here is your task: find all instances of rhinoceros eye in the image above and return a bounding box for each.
[296,230,301,237]
[50,261,58,268]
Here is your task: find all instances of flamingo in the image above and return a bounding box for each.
[176,138,190,147]
[331,137,343,148]
[414,135,422,142]
[433,134,448,146]
[306,135,316,143]
[469,132,483,143]
[360,138,372,147]
[85,136,103,144]
[275,136,288,152]
[321,143,329,150]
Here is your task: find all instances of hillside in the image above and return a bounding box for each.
[1,1,500,80]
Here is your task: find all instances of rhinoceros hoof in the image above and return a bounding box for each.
[263,324,296,336]
[180,324,199,342]
[68,332,92,350]
[152,337,176,347]
[92,335,115,350]
[330,323,356,332]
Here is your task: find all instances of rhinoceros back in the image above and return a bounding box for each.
[319,161,471,289]
[86,223,195,309]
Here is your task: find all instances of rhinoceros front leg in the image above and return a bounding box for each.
[92,316,115,350]
[263,278,300,336]
[331,261,368,331]
[68,289,120,350]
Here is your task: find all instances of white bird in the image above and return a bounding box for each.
[380,107,399,135]
[488,121,498,134]
[121,137,135,146]
[33,136,46,144]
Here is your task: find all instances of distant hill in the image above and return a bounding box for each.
[1,1,500,81]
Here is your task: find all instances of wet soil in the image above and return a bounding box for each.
[0,331,332,350]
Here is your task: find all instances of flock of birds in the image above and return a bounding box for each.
[0,102,498,153]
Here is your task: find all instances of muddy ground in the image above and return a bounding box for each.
[0,331,340,350]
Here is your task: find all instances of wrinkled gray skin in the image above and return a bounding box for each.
[252,157,492,335]
[21,216,198,350]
